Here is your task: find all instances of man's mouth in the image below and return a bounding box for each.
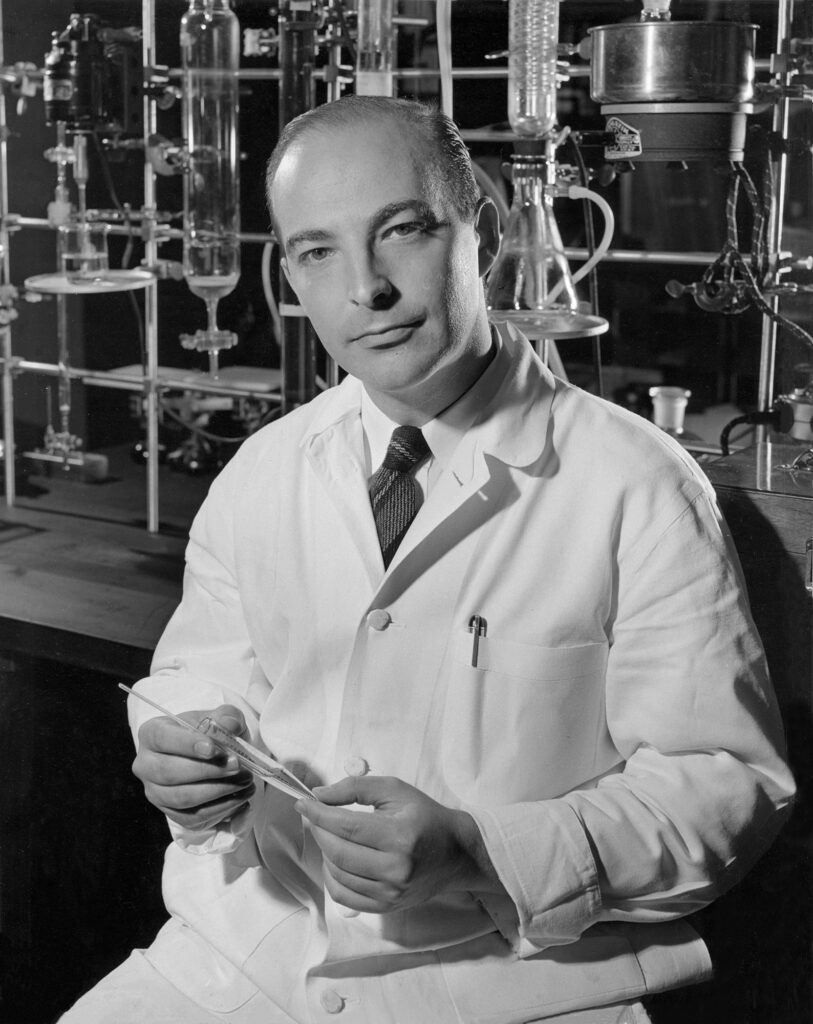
[353,319,423,345]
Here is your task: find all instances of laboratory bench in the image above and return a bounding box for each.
[0,449,200,1024]
[0,442,810,1023]
[697,442,812,1024]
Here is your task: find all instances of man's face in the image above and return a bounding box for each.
[272,117,497,420]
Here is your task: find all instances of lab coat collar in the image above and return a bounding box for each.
[300,323,555,478]
[299,326,556,584]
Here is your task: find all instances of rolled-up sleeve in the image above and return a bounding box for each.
[467,483,795,954]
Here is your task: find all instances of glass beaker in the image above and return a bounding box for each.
[486,155,579,337]
[58,222,109,282]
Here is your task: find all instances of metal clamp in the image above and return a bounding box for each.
[806,539,813,595]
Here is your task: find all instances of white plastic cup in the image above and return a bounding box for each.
[649,385,691,433]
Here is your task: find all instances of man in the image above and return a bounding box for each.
[61,96,794,1024]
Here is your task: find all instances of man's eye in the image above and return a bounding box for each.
[386,221,425,239]
[299,247,331,265]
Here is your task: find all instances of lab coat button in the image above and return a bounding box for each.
[320,989,345,1014]
[344,755,369,777]
[366,609,391,631]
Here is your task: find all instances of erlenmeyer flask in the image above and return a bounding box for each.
[486,155,583,338]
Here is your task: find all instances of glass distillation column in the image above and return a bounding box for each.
[487,0,608,340]
[277,1,319,411]
[180,0,240,376]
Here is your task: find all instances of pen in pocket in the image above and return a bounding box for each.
[468,614,487,667]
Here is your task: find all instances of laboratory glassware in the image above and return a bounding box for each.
[180,0,240,374]
[58,221,109,282]
[649,386,691,436]
[508,0,559,139]
[356,0,394,97]
[486,155,579,337]
[118,684,315,800]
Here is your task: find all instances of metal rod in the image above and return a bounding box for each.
[11,218,276,246]
[0,0,14,507]
[154,58,781,84]
[143,0,160,531]
[3,358,281,401]
[13,216,813,272]
[322,26,344,390]
[757,0,794,421]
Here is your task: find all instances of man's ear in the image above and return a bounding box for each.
[474,196,501,278]
[280,256,305,306]
[280,255,293,291]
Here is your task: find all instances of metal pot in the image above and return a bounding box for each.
[588,21,757,105]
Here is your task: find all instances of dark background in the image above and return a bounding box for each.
[0,3,810,1022]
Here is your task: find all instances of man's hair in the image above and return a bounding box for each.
[265,95,481,237]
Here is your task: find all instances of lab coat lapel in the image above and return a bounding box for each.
[384,441,492,574]
[384,330,556,581]
[301,383,383,589]
[301,330,556,593]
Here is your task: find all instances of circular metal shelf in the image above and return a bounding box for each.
[24,270,155,295]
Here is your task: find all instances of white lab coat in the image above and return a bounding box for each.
[129,329,794,1024]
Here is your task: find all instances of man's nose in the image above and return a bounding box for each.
[347,251,393,308]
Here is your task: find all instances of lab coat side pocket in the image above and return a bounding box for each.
[441,634,609,805]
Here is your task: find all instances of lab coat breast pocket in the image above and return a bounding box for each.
[442,633,610,805]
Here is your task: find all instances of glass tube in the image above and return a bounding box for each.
[356,0,395,96]
[180,0,240,312]
[508,0,560,138]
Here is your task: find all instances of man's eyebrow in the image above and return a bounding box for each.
[284,200,440,255]
[369,199,439,233]
[283,228,333,256]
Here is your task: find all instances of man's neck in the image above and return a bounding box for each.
[364,333,498,427]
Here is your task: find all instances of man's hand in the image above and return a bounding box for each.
[132,705,255,831]
[295,776,505,913]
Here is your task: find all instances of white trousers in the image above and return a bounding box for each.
[58,949,653,1024]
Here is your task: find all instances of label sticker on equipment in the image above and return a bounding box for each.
[605,116,642,159]
[43,79,73,102]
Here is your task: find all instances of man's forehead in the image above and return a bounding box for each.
[278,119,431,183]
[273,123,446,237]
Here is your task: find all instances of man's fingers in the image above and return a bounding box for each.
[308,822,396,877]
[319,864,395,913]
[139,705,248,759]
[155,779,255,819]
[148,773,255,809]
[164,790,255,832]
[135,748,245,786]
[312,776,366,805]
[299,800,390,850]
[312,774,405,808]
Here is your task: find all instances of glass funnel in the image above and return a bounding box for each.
[487,155,581,338]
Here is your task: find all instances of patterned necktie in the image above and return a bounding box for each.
[369,425,430,568]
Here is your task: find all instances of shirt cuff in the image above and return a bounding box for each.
[168,790,258,855]
[465,799,602,954]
